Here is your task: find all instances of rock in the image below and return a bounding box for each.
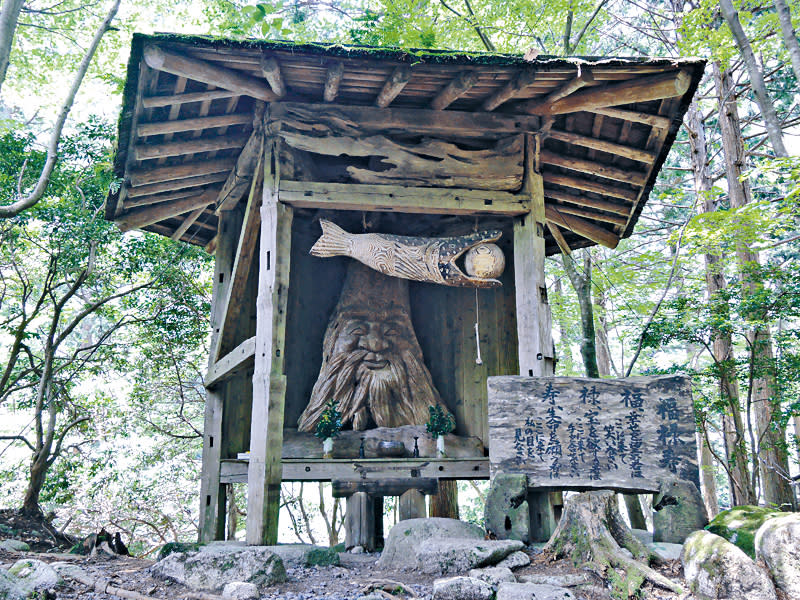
[705,506,783,558]
[468,566,516,587]
[157,541,203,561]
[630,528,653,545]
[496,582,576,600]
[496,550,530,570]
[646,541,683,561]
[0,540,29,552]
[223,581,260,600]
[652,477,708,544]
[0,568,25,600]
[416,538,524,574]
[755,512,800,598]
[432,576,494,600]
[7,559,60,594]
[303,546,340,566]
[259,544,341,568]
[377,517,484,570]
[681,530,777,600]
[485,473,530,543]
[518,574,589,587]
[150,544,286,591]
[350,545,364,554]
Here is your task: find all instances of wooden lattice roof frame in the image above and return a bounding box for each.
[106,33,704,254]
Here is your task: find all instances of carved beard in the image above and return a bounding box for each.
[298,345,443,432]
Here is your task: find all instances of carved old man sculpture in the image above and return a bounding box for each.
[298,261,453,432]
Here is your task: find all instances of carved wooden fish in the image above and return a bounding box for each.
[310,219,504,288]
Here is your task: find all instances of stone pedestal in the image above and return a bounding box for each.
[653,477,708,544]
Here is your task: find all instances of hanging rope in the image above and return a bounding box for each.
[474,287,483,365]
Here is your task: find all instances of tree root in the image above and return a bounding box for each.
[61,568,225,600]
[543,491,683,595]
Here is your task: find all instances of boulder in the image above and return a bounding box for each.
[222,581,260,600]
[0,568,25,600]
[261,544,340,567]
[0,540,29,552]
[7,559,60,595]
[377,517,484,570]
[496,550,531,570]
[150,544,286,591]
[468,566,516,587]
[485,473,530,543]
[681,530,777,600]
[417,538,524,574]
[652,478,707,544]
[518,574,589,587]
[705,506,783,558]
[755,512,800,598]
[647,541,683,561]
[496,582,576,600]
[432,576,494,600]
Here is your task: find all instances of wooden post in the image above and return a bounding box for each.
[345,492,376,551]
[515,133,558,542]
[398,489,427,520]
[199,210,239,542]
[246,137,293,545]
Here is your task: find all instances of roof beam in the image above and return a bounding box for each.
[142,89,239,109]
[135,134,250,161]
[540,150,647,186]
[481,67,537,111]
[544,188,630,216]
[129,158,236,187]
[124,188,200,209]
[216,127,264,212]
[547,202,627,226]
[125,173,229,198]
[375,66,411,108]
[548,129,657,163]
[137,113,252,137]
[260,55,286,98]
[116,189,217,232]
[520,69,594,114]
[588,106,671,129]
[323,61,344,102]
[171,206,208,241]
[545,205,619,249]
[542,172,637,202]
[430,71,479,110]
[546,222,572,255]
[524,70,691,116]
[143,46,278,102]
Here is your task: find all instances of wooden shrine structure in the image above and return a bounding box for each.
[106,33,704,546]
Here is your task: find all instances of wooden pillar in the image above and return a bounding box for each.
[246,138,293,545]
[515,133,558,542]
[399,489,427,520]
[345,492,376,551]
[199,210,238,542]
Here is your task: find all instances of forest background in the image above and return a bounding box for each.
[0,0,799,556]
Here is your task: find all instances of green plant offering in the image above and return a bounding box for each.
[315,399,342,440]
[426,405,455,438]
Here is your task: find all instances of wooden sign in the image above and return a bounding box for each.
[488,375,698,493]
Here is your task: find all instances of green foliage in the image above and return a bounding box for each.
[426,404,455,438]
[315,399,343,440]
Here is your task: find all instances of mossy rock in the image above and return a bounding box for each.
[304,547,340,567]
[705,506,784,558]
[157,542,203,561]
[331,542,345,553]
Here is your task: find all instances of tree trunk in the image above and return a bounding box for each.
[773,0,800,84]
[696,431,720,518]
[562,249,599,378]
[714,63,795,510]
[0,0,23,99]
[594,285,615,376]
[719,0,788,156]
[428,480,459,519]
[21,453,48,516]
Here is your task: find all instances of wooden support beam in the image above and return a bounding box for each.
[430,71,479,110]
[247,139,293,546]
[546,221,572,255]
[481,67,537,111]
[260,55,286,98]
[375,66,411,108]
[125,173,228,198]
[547,202,627,227]
[548,129,657,163]
[135,134,249,161]
[523,70,691,116]
[216,127,264,212]
[332,478,438,498]
[171,206,207,241]
[124,188,200,209]
[142,89,239,109]
[137,113,252,137]
[544,188,630,216]
[588,106,671,129]
[540,150,647,186]
[199,211,238,543]
[520,69,594,114]
[205,336,256,388]
[116,189,217,231]
[545,205,619,249]
[345,492,376,551]
[143,46,278,102]
[205,234,219,255]
[278,181,530,215]
[323,61,344,102]
[542,172,637,202]
[129,158,236,187]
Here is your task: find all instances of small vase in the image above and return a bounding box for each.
[323,437,334,459]
[436,435,445,457]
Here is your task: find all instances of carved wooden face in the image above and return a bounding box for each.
[332,315,408,372]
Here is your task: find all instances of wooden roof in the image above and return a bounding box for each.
[106,33,704,254]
